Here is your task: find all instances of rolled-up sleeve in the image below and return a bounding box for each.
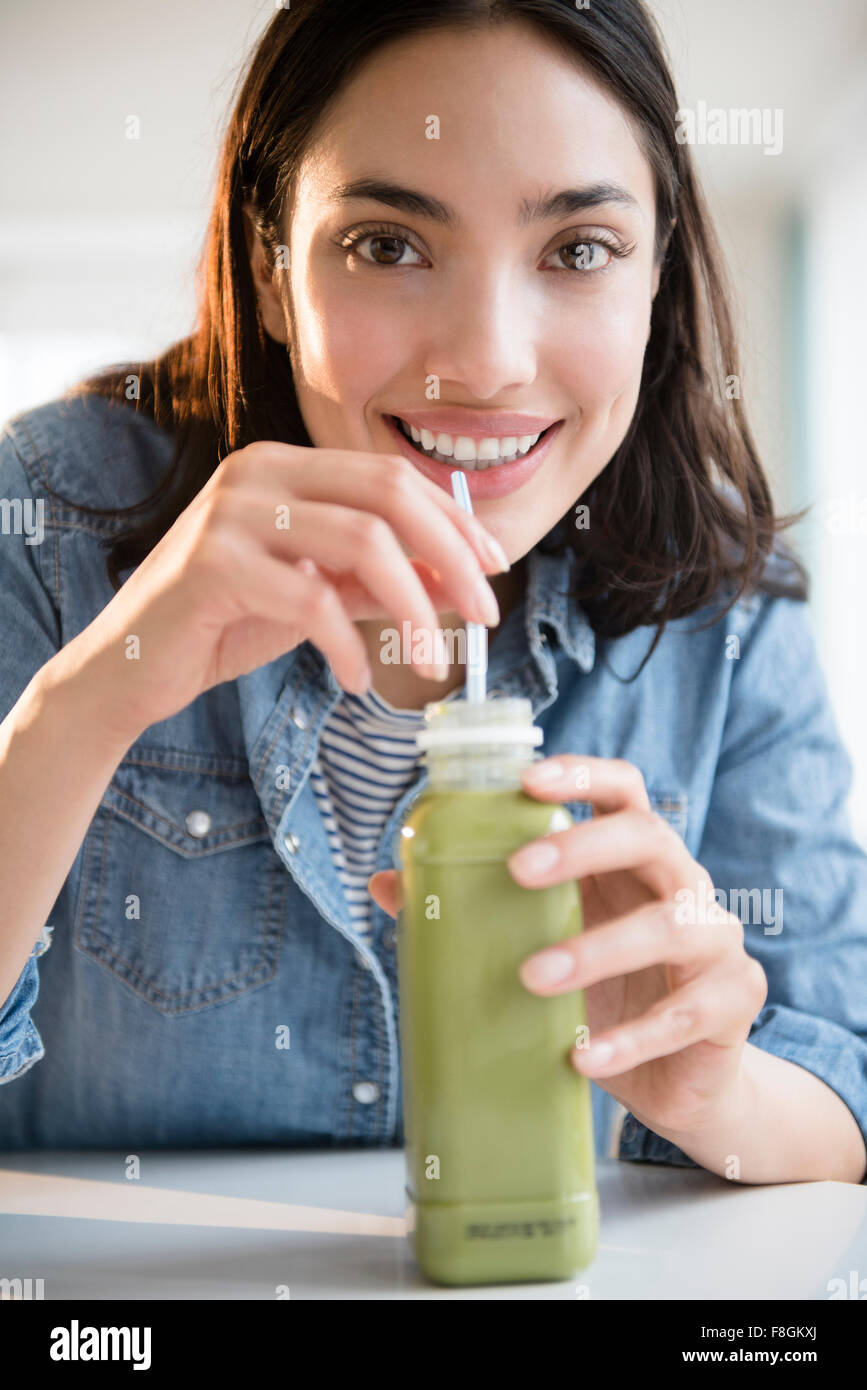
[0,421,63,1082]
[619,589,867,1179]
[0,926,53,1083]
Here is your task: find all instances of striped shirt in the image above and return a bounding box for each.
[310,687,427,938]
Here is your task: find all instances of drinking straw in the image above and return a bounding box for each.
[450,470,488,703]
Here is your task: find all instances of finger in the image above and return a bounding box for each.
[367,869,402,917]
[519,898,744,995]
[230,549,371,693]
[315,558,457,621]
[521,755,652,814]
[247,442,510,578]
[253,497,456,674]
[251,491,500,660]
[508,806,706,900]
[570,961,768,1076]
[237,449,505,625]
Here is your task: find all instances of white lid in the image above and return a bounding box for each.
[415,724,544,751]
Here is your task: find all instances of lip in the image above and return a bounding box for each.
[383,414,564,500]
[390,409,559,438]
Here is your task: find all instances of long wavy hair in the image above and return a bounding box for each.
[56,0,808,668]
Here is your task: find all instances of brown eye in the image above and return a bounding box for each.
[349,234,424,266]
[367,235,406,264]
[550,240,612,272]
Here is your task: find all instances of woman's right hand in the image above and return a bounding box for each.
[58,441,509,744]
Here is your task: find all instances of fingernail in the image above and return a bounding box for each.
[510,839,560,877]
[525,759,565,784]
[522,948,574,986]
[474,576,500,626]
[579,1040,615,1067]
[478,530,510,572]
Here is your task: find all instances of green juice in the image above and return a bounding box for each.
[395,698,598,1286]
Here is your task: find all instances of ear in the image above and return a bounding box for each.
[242,200,289,344]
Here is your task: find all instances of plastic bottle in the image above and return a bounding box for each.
[395,696,598,1285]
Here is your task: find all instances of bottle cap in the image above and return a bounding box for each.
[414,696,543,751]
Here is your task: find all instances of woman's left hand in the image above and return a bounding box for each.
[368,754,768,1143]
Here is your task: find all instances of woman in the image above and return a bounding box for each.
[1,0,865,1185]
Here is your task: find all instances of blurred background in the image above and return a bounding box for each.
[1,0,866,837]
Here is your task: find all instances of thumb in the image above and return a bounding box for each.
[367,868,403,918]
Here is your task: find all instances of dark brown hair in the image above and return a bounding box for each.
[56,0,808,668]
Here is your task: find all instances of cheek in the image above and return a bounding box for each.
[552,284,651,409]
[292,264,406,398]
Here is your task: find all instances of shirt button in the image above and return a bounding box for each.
[290,706,308,729]
[622,1116,636,1142]
[383,926,396,950]
[283,832,300,854]
[185,810,212,838]
[352,1081,380,1105]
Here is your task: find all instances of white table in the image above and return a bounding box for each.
[1,1149,865,1299]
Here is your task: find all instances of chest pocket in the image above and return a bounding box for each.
[562,787,688,838]
[649,790,688,838]
[73,752,288,1016]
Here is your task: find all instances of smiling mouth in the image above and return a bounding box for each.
[388,415,559,470]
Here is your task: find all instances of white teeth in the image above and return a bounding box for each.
[394,418,545,468]
[452,436,476,462]
[435,433,455,458]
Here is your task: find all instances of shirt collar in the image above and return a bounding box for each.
[523,527,596,675]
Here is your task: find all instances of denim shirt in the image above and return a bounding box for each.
[2,393,867,1179]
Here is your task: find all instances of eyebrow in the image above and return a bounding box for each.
[328,177,639,229]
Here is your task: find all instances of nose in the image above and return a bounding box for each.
[423,266,538,400]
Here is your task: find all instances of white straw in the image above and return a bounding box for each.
[450,470,488,703]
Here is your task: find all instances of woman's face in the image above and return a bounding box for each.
[257,21,660,562]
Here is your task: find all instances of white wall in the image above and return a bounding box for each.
[799,75,867,843]
[0,0,276,415]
